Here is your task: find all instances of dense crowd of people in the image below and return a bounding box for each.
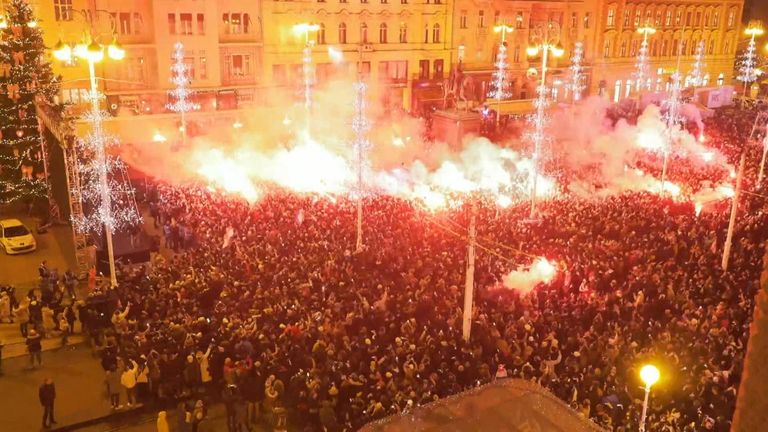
[6,103,767,432]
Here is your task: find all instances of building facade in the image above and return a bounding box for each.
[7,0,746,121]
[593,1,744,102]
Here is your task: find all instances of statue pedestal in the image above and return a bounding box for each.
[431,109,483,149]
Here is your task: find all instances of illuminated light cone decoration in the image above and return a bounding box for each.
[489,25,514,127]
[690,40,707,87]
[569,41,585,102]
[352,75,371,252]
[738,24,764,97]
[73,96,141,235]
[634,26,656,92]
[167,42,200,146]
[659,71,684,192]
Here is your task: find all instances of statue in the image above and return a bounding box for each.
[443,62,478,112]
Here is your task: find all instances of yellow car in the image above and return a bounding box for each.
[0,219,37,255]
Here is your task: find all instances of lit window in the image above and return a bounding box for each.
[53,0,72,22]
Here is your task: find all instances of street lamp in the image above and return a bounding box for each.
[491,25,514,128]
[635,26,656,92]
[53,15,125,288]
[293,23,320,110]
[526,22,563,219]
[638,364,660,432]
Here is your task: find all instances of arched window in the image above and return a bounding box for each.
[399,23,407,43]
[338,23,347,44]
[432,23,440,43]
[317,23,326,44]
[361,23,368,43]
[424,23,429,43]
[379,23,387,43]
[243,14,250,33]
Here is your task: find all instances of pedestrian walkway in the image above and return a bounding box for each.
[0,344,112,431]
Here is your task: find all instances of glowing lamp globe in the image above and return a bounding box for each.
[526,46,539,57]
[108,42,126,60]
[551,44,565,58]
[640,365,660,387]
[85,42,104,62]
[27,20,38,28]
[16,129,24,137]
[53,40,72,62]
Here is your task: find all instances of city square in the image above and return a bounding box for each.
[2,1,768,431]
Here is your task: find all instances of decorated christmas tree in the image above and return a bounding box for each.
[0,0,60,204]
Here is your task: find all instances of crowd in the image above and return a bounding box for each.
[7,103,767,432]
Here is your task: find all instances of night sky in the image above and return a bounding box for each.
[745,0,768,22]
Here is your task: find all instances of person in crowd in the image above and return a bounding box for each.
[27,328,42,368]
[39,378,56,429]
[156,410,170,432]
[13,300,29,337]
[64,269,78,300]
[122,359,139,406]
[106,368,123,410]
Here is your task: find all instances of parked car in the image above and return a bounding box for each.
[0,218,37,254]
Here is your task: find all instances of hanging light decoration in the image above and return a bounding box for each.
[167,42,200,146]
[569,41,585,102]
[690,40,707,87]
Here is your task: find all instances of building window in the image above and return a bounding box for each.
[727,9,735,28]
[675,11,682,26]
[399,23,407,43]
[361,23,369,43]
[516,12,524,29]
[695,12,702,27]
[119,12,131,35]
[630,40,638,56]
[460,11,467,29]
[339,23,347,44]
[513,45,520,62]
[620,40,627,57]
[681,39,688,55]
[713,11,720,27]
[623,10,631,27]
[54,0,73,21]
[199,51,207,79]
[381,0,387,3]
[432,23,440,43]
[183,56,195,79]
[378,60,407,82]
[478,10,485,28]
[584,12,591,29]
[665,11,672,27]
[379,23,387,43]
[494,11,501,26]
[645,10,652,26]
[717,73,724,86]
[651,40,658,56]
[603,40,611,57]
[614,80,622,102]
[708,38,715,55]
[434,59,444,78]
[607,9,615,27]
[197,14,205,35]
[231,13,242,34]
[686,11,692,27]
[179,13,193,35]
[318,23,326,44]
[571,12,577,29]
[634,10,641,27]
[401,0,407,3]
[243,14,251,33]
[419,60,429,79]
[133,13,143,35]
[168,13,176,35]
[424,24,429,43]
[228,54,252,77]
[724,38,731,54]
[661,39,668,56]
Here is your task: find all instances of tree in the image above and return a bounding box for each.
[0,0,60,205]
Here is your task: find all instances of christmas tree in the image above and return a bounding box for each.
[0,0,60,204]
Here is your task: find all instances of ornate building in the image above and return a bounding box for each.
[8,0,745,119]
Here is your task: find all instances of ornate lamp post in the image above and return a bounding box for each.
[739,22,764,99]
[638,364,660,432]
[53,11,126,287]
